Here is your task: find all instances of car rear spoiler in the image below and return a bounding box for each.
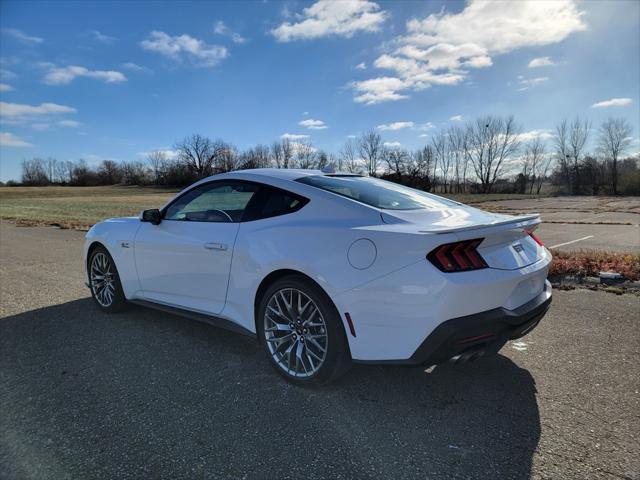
[419,214,541,235]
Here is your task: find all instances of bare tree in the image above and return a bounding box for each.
[213,141,239,173]
[448,126,467,193]
[598,117,633,195]
[147,150,169,184]
[340,138,362,174]
[432,131,451,193]
[293,140,317,169]
[240,144,270,169]
[383,147,408,180]
[568,116,591,193]
[21,158,48,185]
[465,115,521,193]
[174,134,216,178]
[271,139,294,168]
[406,146,435,190]
[357,130,383,176]
[553,119,572,191]
[521,138,546,194]
[98,160,122,185]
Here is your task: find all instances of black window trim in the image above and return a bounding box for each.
[160,179,309,223]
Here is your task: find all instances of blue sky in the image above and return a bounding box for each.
[0,0,639,181]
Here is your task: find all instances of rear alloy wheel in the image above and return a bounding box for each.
[89,246,127,312]
[258,275,351,385]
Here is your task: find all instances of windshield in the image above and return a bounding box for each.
[296,175,459,210]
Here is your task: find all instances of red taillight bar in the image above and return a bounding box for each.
[526,229,544,247]
[427,238,488,272]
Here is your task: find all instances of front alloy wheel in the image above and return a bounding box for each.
[88,246,127,312]
[258,275,351,385]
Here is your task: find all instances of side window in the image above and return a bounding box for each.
[244,186,309,221]
[164,182,259,223]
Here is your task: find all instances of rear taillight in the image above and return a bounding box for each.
[525,229,544,246]
[427,239,488,272]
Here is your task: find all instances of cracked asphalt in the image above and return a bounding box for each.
[1,221,639,479]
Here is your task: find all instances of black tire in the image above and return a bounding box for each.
[88,245,128,313]
[257,274,352,385]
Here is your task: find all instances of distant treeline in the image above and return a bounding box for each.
[12,114,640,195]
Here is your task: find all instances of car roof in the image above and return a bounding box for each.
[203,168,360,183]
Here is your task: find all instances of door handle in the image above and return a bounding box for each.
[204,242,228,251]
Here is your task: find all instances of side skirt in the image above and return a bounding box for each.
[130,299,255,337]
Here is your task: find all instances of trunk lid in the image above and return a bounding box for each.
[380,205,545,270]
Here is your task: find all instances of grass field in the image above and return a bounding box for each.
[0,185,542,230]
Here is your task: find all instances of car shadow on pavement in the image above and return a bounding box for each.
[1,298,540,480]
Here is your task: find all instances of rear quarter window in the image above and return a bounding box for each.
[243,186,309,221]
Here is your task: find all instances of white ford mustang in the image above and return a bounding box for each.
[84,168,552,384]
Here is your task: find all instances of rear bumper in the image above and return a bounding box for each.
[356,280,552,366]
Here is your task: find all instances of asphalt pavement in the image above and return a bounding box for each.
[1,221,639,479]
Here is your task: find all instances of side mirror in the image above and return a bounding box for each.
[141,209,162,225]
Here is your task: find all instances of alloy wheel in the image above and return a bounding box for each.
[263,288,328,378]
[90,252,116,307]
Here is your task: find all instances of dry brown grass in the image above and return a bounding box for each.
[549,250,640,280]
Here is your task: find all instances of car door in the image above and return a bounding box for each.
[134,180,260,314]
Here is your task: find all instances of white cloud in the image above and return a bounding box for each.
[528,56,555,68]
[355,62,367,70]
[0,101,77,118]
[91,30,117,44]
[352,76,409,105]
[138,149,180,160]
[272,0,387,42]
[351,0,585,103]
[281,133,310,140]
[449,115,463,121]
[519,129,554,142]
[517,76,548,90]
[383,141,401,148]
[0,132,32,147]
[0,69,17,81]
[43,65,127,85]
[299,118,328,130]
[121,62,152,73]
[213,21,246,44]
[0,83,14,92]
[140,31,228,67]
[1,28,43,44]
[58,120,81,128]
[591,97,633,108]
[419,134,429,138]
[377,121,414,131]
[419,122,435,130]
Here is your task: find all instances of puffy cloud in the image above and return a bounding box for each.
[528,56,555,68]
[299,119,328,130]
[213,21,246,44]
[280,133,310,140]
[272,0,387,42]
[449,115,463,121]
[351,0,585,103]
[43,65,127,85]
[121,62,152,73]
[591,98,633,108]
[0,83,14,92]
[383,141,401,148]
[355,62,367,70]
[0,132,32,147]
[1,28,43,44]
[140,31,228,67]
[377,121,414,131]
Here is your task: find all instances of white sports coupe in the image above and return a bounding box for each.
[84,168,552,384]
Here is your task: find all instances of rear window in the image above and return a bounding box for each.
[296,175,458,210]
